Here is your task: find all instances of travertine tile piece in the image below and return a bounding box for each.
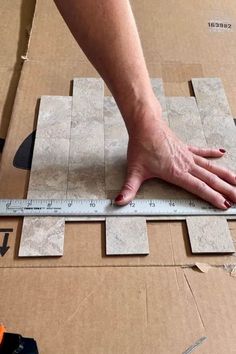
[106,217,149,255]
[192,77,236,166]
[167,96,207,147]
[192,78,232,118]
[19,95,71,257]
[71,78,104,138]
[19,217,65,257]
[29,138,70,192]
[67,78,105,198]
[36,96,72,139]
[104,96,128,192]
[186,216,235,253]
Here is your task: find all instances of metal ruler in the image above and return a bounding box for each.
[0,199,235,217]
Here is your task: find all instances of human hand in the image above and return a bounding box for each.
[115,107,236,209]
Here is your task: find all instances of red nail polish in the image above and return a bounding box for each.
[115,194,124,202]
[219,149,226,153]
[224,200,233,208]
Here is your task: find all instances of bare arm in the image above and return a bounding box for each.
[54,0,236,209]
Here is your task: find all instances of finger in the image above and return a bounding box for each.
[188,145,226,158]
[190,165,236,202]
[193,154,236,185]
[174,173,230,209]
[115,170,143,205]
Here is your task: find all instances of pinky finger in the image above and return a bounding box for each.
[188,145,226,158]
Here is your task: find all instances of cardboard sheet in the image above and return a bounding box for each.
[0,1,236,353]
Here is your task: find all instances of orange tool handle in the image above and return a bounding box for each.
[0,325,6,344]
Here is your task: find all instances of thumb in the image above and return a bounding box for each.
[115,170,143,205]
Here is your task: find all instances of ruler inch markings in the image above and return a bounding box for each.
[0,199,235,217]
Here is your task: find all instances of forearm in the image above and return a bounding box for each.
[54,0,160,133]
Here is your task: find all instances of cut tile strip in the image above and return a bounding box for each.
[166,94,234,253]
[106,217,149,255]
[67,78,105,198]
[192,78,236,167]
[104,96,128,193]
[191,77,232,119]
[186,216,235,253]
[19,96,71,257]
[167,96,207,147]
[18,217,65,257]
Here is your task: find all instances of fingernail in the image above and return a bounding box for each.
[115,194,124,202]
[224,200,233,208]
[219,149,226,153]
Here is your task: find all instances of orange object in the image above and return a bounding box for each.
[0,325,6,344]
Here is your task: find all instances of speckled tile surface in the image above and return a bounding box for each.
[192,77,236,168]
[36,96,72,139]
[29,138,70,192]
[106,217,149,255]
[186,216,235,253]
[19,95,72,257]
[67,78,105,198]
[19,217,65,257]
[192,78,232,118]
[167,96,207,147]
[20,77,236,257]
[104,96,128,192]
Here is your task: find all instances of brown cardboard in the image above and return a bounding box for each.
[1,1,236,353]
[0,267,235,353]
[0,0,35,146]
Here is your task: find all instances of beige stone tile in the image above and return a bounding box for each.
[67,78,105,198]
[36,96,72,139]
[29,138,70,192]
[67,163,105,199]
[106,217,149,255]
[167,96,207,147]
[19,217,65,257]
[192,77,232,118]
[71,78,104,138]
[27,190,65,199]
[186,216,235,253]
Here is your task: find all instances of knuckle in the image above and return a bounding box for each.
[195,181,208,194]
[207,174,218,186]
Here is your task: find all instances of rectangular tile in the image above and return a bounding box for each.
[19,95,71,257]
[192,77,236,150]
[36,96,72,139]
[192,77,236,169]
[192,78,232,119]
[67,78,105,198]
[106,217,149,255]
[18,217,65,257]
[167,96,207,147]
[186,216,235,253]
[104,96,128,193]
[28,138,70,192]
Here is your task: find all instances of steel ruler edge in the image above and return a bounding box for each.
[0,199,236,218]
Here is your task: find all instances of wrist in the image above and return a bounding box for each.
[121,95,163,137]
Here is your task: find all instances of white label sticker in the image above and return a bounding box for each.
[208,20,232,32]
